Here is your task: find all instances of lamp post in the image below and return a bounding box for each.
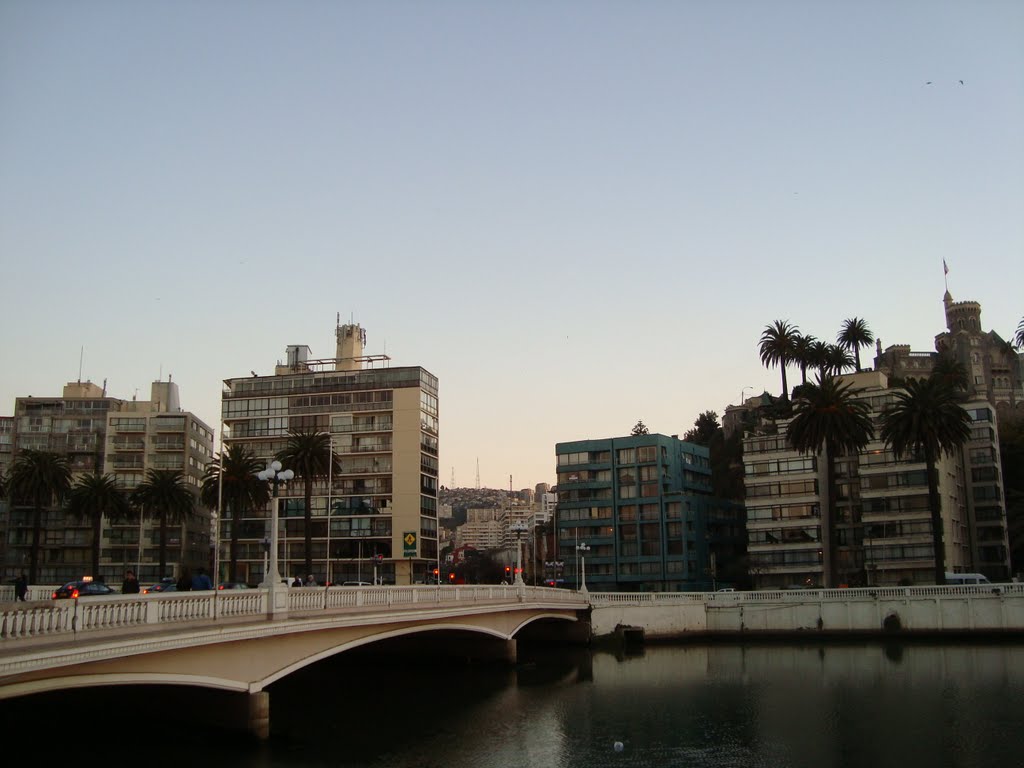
[510,520,529,587]
[258,460,294,617]
[576,542,591,593]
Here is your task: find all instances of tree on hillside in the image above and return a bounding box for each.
[759,320,800,400]
[838,317,874,372]
[787,377,874,587]
[881,376,971,585]
[683,411,720,446]
[631,420,650,436]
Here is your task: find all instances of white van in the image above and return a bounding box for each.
[944,572,990,585]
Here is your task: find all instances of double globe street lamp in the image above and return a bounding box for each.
[576,542,591,593]
[510,520,529,587]
[258,461,294,613]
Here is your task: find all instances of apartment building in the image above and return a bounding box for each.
[4,379,213,584]
[220,321,440,586]
[743,370,1010,589]
[554,433,744,592]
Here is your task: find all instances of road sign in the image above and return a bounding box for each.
[403,531,417,557]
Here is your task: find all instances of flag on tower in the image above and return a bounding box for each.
[943,259,949,275]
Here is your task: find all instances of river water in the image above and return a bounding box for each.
[10,641,1024,767]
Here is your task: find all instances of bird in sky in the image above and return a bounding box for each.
[959,80,964,85]
[925,81,933,85]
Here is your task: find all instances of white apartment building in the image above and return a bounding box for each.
[5,379,213,584]
[744,371,1010,588]
[220,321,440,586]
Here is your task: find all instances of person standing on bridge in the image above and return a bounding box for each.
[305,574,317,587]
[13,572,28,602]
[121,570,140,594]
[191,567,213,591]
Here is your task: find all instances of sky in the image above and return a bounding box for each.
[2,1,1022,490]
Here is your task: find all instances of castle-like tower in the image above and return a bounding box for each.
[335,317,366,372]
[874,290,1023,417]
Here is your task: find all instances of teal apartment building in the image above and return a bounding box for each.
[555,433,744,592]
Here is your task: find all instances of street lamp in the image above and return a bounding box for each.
[576,542,591,593]
[510,520,529,587]
[258,460,294,615]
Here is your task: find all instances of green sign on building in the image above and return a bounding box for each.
[403,531,417,557]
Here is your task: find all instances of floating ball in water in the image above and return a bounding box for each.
[614,741,624,752]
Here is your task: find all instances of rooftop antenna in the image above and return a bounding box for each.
[451,466,456,488]
[476,458,481,490]
[102,378,107,396]
[78,346,84,383]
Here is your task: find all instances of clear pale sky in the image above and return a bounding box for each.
[2,1,1022,490]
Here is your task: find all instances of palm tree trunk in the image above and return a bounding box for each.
[30,500,43,584]
[159,512,168,577]
[925,447,946,585]
[854,347,862,372]
[92,512,102,577]
[304,477,313,578]
[781,359,790,400]
[823,442,837,589]
[229,501,240,583]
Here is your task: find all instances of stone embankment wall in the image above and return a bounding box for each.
[589,586,1024,640]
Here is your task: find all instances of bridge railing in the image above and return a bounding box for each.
[588,583,1024,605]
[0,584,586,642]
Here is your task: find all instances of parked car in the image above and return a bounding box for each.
[52,579,115,599]
[341,581,373,587]
[217,582,250,590]
[142,582,177,594]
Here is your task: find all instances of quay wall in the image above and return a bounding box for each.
[589,585,1024,640]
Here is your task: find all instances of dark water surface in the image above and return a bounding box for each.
[8,642,1024,767]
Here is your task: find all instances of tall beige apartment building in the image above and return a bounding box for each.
[744,370,1010,588]
[220,321,440,585]
[4,379,213,584]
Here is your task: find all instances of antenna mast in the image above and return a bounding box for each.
[476,458,480,490]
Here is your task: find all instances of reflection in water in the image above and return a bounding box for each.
[5,642,1024,767]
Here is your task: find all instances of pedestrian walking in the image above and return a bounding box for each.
[121,570,140,594]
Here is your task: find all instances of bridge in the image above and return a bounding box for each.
[0,585,589,738]
[4,583,1024,739]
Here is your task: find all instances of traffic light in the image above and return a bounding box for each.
[448,572,455,583]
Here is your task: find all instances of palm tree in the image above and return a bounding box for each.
[787,377,875,588]
[838,317,874,372]
[276,430,339,579]
[759,320,800,400]
[7,450,72,583]
[881,376,971,585]
[931,354,969,393]
[130,469,196,578]
[809,339,831,379]
[67,473,133,578]
[792,334,818,386]
[824,344,855,377]
[201,444,269,582]
[1015,317,1024,348]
